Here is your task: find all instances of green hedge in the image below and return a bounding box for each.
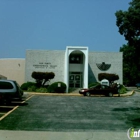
[36,87,48,93]
[21,82,48,93]
[48,82,66,93]
[27,85,37,92]
[119,85,128,94]
[21,82,36,90]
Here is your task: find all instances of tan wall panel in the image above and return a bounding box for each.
[0,59,25,85]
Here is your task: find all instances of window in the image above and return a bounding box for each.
[69,54,83,64]
[0,82,14,89]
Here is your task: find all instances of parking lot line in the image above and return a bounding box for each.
[21,95,34,103]
[0,95,34,121]
[0,106,15,108]
[0,106,19,121]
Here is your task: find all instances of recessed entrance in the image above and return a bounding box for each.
[69,72,82,88]
[65,46,88,92]
[69,50,84,89]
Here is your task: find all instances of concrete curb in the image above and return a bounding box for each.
[119,90,135,97]
[24,90,135,97]
[24,92,82,96]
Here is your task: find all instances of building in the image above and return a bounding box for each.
[25,46,123,92]
[0,46,122,91]
[0,58,25,85]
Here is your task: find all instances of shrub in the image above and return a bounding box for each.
[48,82,66,93]
[27,85,37,92]
[31,71,55,86]
[98,73,119,83]
[119,85,128,94]
[21,82,36,90]
[36,87,48,93]
[88,82,100,88]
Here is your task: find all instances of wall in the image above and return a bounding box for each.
[69,64,83,72]
[25,50,65,85]
[25,49,123,86]
[0,50,123,87]
[88,52,123,84]
[0,59,25,85]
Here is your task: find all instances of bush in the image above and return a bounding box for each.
[32,71,55,86]
[119,85,128,94]
[98,73,119,82]
[48,82,66,93]
[88,82,100,88]
[21,82,36,90]
[36,87,48,93]
[27,85,37,92]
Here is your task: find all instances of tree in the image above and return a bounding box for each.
[120,44,140,85]
[115,0,140,85]
[98,73,119,83]
[31,71,55,86]
[115,0,140,45]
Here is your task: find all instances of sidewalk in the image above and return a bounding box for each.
[0,130,129,140]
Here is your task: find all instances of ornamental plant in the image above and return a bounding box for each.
[98,73,119,83]
[31,71,55,86]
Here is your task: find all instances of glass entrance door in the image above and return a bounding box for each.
[69,73,82,88]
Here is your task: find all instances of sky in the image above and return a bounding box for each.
[0,0,131,58]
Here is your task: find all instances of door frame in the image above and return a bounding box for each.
[69,73,82,88]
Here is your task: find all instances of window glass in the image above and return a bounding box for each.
[69,54,83,64]
[0,82,14,89]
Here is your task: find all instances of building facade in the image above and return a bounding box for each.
[25,46,123,92]
[0,59,25,85]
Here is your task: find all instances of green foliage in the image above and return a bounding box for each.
[120,44,140,86]
[21,82,36,90]
[98,73,119,82]
[36,87,48,93]
[27,85,37,92]
[32,71,55,86]
[48,82,66,93]
[21,82,48,93]
[120,45,135,85]
[119,85,128,94]
[115,0,140,44]
[115,0,140,85]
[88,82,100,88]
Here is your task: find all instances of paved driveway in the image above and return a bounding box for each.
[0,92,140,132]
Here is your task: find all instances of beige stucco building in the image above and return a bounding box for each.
[0,59,25,85]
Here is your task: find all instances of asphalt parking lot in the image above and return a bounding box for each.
[0,92,140,132]
[0,94,32,121]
